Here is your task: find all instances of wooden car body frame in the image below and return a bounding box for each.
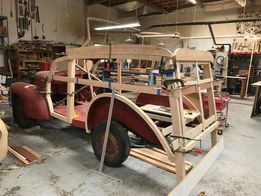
[44,44,219,184]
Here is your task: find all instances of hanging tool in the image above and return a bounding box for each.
[15,0,18,23]
[65,0,69,17]
[33,23,39,40]
[31,0,36,19]
[31,0,36,12]
[10,0,13,18]
[35,6,40,23]
[42,24,45,40]
[24,0,28,17]
[18,0,23,16]
[0,0,3,15]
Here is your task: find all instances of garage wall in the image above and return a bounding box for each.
[2,0,86,45]
[0,0,86,68]
[86,4,138,45]
[88,4,260,52]
[139,6,242,52]
[86,4,248,52]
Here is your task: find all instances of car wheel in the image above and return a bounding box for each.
[91,121,130,167]
[12,97,35,129]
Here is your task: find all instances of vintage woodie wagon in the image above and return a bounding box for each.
[10,44,221,192]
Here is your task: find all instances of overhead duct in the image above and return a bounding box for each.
[145,18,261,29]
[208,24,232,53]
[203,0,245,12]
[113,1,143,12]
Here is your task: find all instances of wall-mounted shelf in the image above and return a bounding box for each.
[0,16,10,76]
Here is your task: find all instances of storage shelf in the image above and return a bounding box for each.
[231,52,261,55]
[20,59,47,63]
[17,50,52,53]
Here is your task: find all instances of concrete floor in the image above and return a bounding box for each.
[0,97,260,196]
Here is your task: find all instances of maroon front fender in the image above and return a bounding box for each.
[11,82,50,120]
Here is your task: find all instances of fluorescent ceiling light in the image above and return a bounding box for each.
[188,0,197,4]
[140,33,180,38]
[95,22,140,31]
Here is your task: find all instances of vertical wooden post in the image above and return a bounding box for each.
[175,62,181,79]
[195,62,205,128]
[169,92,185,184]
[204,62,218,146]
[66,60,76,123]
[84,60,94,98]
[211,129,218,147]
[46,60,58,114]
[204,63,217,118]
[245,39,257,96]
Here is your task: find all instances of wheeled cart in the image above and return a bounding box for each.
[204,91,230,135]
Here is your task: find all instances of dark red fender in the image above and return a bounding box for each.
[88,97,161,146]
[11,82,50,120]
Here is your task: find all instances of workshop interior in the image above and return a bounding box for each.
[0,0,261,195]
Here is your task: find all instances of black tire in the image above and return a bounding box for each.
[91,121,130,167]
[12,96,35,129]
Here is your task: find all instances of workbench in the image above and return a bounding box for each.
[225,76,247,99]
[251,81,261,117]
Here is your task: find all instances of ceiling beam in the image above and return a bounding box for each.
[86,0,107,6]
[197,0,205,8]
[136,0,164,13]
[146,17,261,30]
[165,4,195,12]
[106,0,132,6]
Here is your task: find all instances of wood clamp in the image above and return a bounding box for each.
[162,79,185,92]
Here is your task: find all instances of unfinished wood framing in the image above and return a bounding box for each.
[46,45,220,194]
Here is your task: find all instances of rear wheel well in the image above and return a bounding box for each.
[12,95,35,129]
[87,96,161,146]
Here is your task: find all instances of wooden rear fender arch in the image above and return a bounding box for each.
[85,93,175,160]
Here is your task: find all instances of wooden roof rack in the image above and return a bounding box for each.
[66,44,173,61]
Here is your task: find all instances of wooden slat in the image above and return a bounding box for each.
[8,147,30,165]
[146,113,172,123]
[67,45,173,61]
[140,104,200,124]
[11,146,41,163]
[183,121,219,151]
[130,148,193,174]
[169,92,186,183]
[51,112,69,122]
[66,60,76,123]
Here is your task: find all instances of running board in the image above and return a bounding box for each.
[130,147,193,174]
